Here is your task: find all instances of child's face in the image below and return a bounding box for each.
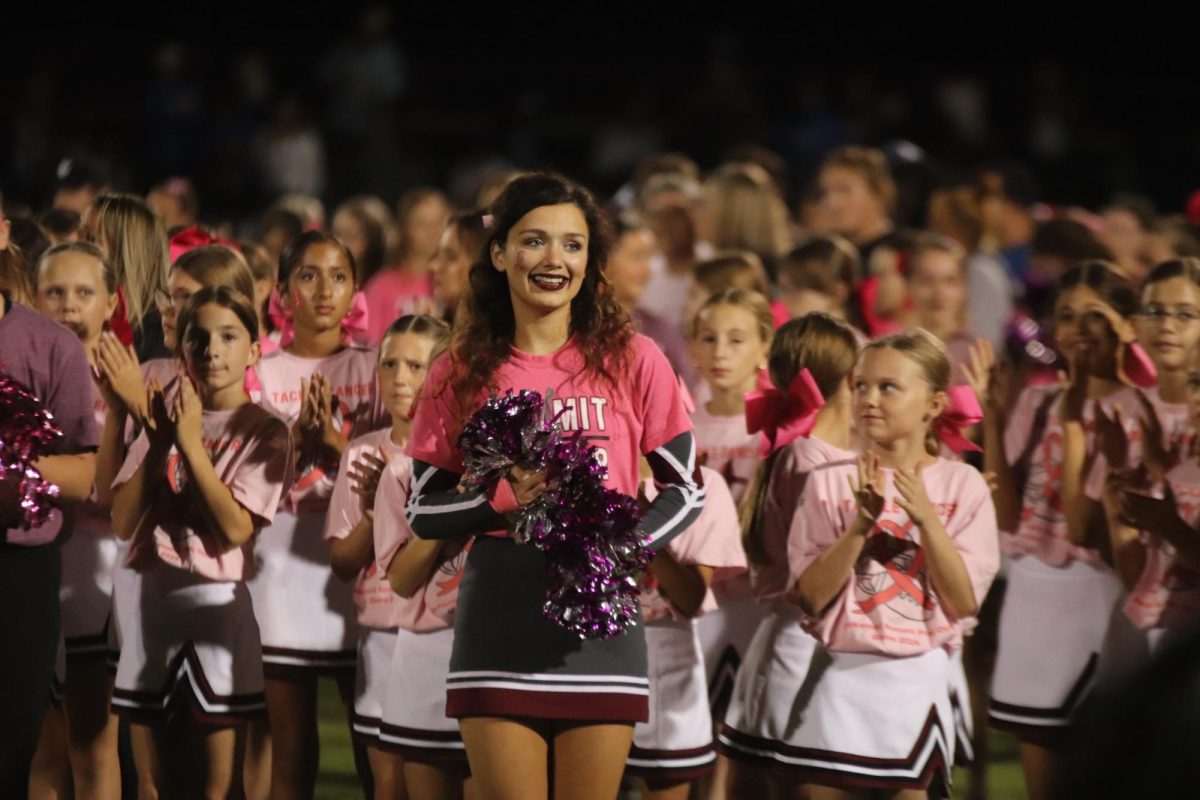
[1136,277,1200,373]
[691,303,769,394]
[606,229,656,308]
[491,204,589,322]
[284,243,356,336]
[181,303,259,401]
[853,347,944,448]
[161,269,205,351]
[819,166,884,239]
[1052,286,1122,378]
[430,225,472,310]
[909,250,965,334]
[36,252,116,346]
[378,331,438,422]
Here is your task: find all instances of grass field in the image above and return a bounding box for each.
[312,678,1029,799]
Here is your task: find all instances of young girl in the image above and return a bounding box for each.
[908,233,977,378]
[249,230,387,798]
[363,188,449,344]
[110,286,292,798]
[80,194,170,361]
[627,464,746,800]
[1102,343,1200,653]
[324,313,450,800]
[971,262,1150,800]
[429,209,489,324]
[32,243,122,799]
[687,289,772,747]
[371,320,474,800]
[775,236,864,330]
[786,330,999,797]
[404,172,703,800]
[679,253,771,345]
[717,313,859,788]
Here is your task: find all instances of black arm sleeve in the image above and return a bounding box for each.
[642,431,706,551]
[404,460,510,540]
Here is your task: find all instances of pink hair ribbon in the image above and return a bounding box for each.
[168,225,240,265]
[744,369,825,457]
[267,290,369,347]
[933,385,984,455]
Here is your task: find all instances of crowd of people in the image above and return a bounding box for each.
[1,140,1199,800]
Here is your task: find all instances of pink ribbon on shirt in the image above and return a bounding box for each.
[267,290,370,347]
[933,385,983,455]
[745,369,825,457]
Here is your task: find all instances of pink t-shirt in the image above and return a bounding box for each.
[363,268,435,346]
[1004,384,1142,566]
[372,453,470,632]
[690,404,759,505]
[1082,387,1183,501]
[324,428,407,629]
[114,403,293,581]
[1124,459,1200,631]
[408,334,693,505]
[753,436,858,606]
[638,466,747,622]
[256,345,388,513]
[789,458,999,656]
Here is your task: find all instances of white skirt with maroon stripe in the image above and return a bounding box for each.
[948,647,974,765]
[717,607,820,769]
[106,541,137,673]
[736,645,954,795]
[59,521,118,659]
[696,580,768,713]
[378,626,465,763]
[246,510,359,673]
[352,627,397,744]
[989,556,1128,743]
[112,564,265,725]
[627,618,715,782]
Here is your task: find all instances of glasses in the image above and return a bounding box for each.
[154,289,192,313]
[1138,305,1200,326]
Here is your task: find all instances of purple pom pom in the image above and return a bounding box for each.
[458,390,649,640]
[0,370,64,531]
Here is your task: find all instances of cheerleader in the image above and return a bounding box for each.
[716,313,858,792]
[324,313,450,800]
[627,464,746,800]
[32,242,123,798]
[971,262,1151,800]
[249,230,386,798]
[405,172,704,799]
[785,329,999,797]
[110,286,292,797]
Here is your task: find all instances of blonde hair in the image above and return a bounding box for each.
[37,242,115,294]
[861,328,951,455]
[704,163,791,262]
[821,146,897,215]
[693,288,774,343]
[90,194,169,335]
[740,313,859,567]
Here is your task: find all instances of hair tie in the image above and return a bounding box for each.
[745,368,826,457]
[933,385,983,455]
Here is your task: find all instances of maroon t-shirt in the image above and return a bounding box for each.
[0,296,100,545]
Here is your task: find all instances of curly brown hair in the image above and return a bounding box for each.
[444,172,634,424]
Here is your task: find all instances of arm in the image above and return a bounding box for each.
[895,467,980,619]
[793,512,871,617]
[1100,478,1147,591]
[963,340,1019,531]
[330,518,374,581]
[111,443,169,542]
[386,539,450,599]
[35,453,96,504]
[649,550,713,619]
[405,460,510,540]
[94,406,129,508]
[328,448,389,581]
[641,432,706,552]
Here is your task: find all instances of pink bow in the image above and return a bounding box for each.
[933,385,983,455]
[745,369,826,457]
[169,225,239,265]
[267,290,371,347]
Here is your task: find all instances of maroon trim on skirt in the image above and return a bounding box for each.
[261,645,356,677]
[626,743,716,783]
[111,643,265,728]
[447,687,649,723]
[716,724,784,768]
[377,722,468,765]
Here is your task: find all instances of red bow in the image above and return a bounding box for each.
[108,287,134,347]
[268,290,370,347]
[169,226,240,264]
[933,385,983,455]
[745,369,825,457]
